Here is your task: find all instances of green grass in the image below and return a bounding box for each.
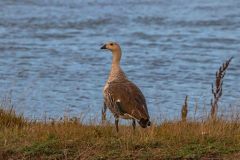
[0,107,240,159]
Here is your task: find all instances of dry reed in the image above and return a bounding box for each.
[211,57,233,119]
[181,95,188,122]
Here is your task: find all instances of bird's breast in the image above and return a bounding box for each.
[103,83,109,94]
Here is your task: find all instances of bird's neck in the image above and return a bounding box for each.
[108,50,127,82]
[111,49,121,66]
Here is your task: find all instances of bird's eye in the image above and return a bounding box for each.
[110,43,114,46]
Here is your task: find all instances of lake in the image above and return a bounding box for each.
[0,0,240,120]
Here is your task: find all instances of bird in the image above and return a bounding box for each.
[100,41,151,132]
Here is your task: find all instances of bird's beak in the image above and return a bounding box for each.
[100,44,107,49]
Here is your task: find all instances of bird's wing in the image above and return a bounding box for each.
[104,81,149,120]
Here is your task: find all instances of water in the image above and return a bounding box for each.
[0,0,240,120]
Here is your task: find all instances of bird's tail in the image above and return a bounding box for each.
[138,118,151,128]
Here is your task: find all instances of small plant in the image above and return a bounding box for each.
[181,95,188,122]
[0,106,26,128]
[211,57,233,119]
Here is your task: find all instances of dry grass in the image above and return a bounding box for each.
[211,57,233,119]
[0,107,240,160]
[0,107,26,128]
[181,95,188,122]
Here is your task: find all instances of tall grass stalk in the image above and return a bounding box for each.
[211,57,233,119]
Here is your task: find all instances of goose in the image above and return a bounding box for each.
[100,42,151,132]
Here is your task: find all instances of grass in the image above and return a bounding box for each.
[0,106,26,128]
[0,107,240,160]
[211,57,233,119]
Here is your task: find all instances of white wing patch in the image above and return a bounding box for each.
[120,113,135,119]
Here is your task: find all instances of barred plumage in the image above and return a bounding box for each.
[101,42,150,132]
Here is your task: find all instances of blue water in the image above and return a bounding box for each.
[0,0,240,120]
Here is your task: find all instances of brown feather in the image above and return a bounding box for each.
[101,42,150,130]
[104,80,149,121]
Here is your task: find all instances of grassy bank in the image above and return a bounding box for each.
[0,107,240,160]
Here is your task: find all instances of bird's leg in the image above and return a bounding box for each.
[115,118,119,132]
[101,102,107,124]
[132,119,136,131]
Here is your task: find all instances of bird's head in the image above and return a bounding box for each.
[100,42,121,53]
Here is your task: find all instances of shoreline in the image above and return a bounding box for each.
[1,107,240,159]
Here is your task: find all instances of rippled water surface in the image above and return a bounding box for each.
[0,0,240,119]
